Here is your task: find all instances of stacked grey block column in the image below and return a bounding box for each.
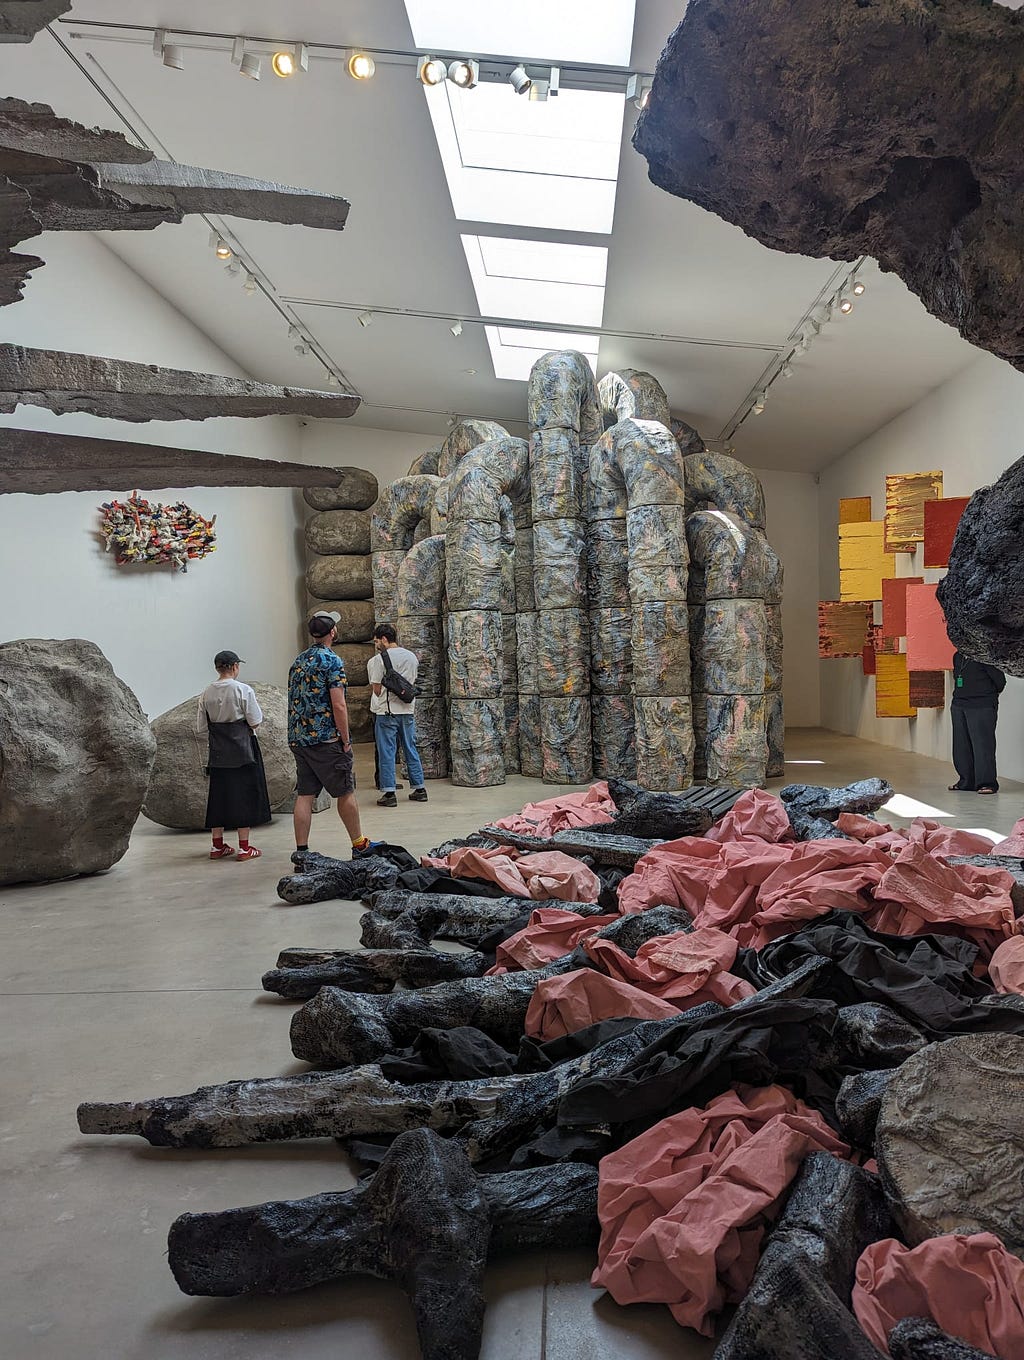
[396,534,448,779]
[527,352,601,785]
[303,466,378,742]
[445,438,530,787]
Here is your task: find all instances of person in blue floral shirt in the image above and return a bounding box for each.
[288,611,377,859]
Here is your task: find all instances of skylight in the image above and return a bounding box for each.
[484,325,600,382]
[403,0,638,67]
[461,235,607,327]
[423,82,625,234]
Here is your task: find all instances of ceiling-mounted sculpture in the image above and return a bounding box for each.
[0,345,360,421]
[0,1,68,42]
[0,426,350,495]
[633,0,1024,371]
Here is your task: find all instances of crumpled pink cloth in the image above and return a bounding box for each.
[585,927,756,1007]
[852,1232,1024,1358]
[747,841,893,946]
[869,841,1018,958]
[421,846,600,903]
[989,935,1024,995]
[490,781,615,837]
[593,1084,850,1336]
[704,788,795,844]
[992,817,1024,857]
[837,813,998,858]
[487,907,618,975]
[525,968,679,1040]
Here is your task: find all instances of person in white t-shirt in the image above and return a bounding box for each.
[366,623,427,808]
[196,650,271,860]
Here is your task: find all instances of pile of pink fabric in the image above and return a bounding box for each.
[419,846,601,904]
[853,1232,1024,1358]
[489,781,616,837]
[592,1084,851,1335]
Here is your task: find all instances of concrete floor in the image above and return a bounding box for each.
[2,729,1021,1359]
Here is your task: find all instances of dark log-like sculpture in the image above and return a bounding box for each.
[0,345,359,421]
[0,425,347,494]
[713,1153,892,1360]
[875,1032,1024,1253]
[0,2,69,42]
[835,1069,897,1151]
[633,0,1024,373]
[780,778,893,841]
[888,1318,1001,1360]
[262,947,487,1000]
[167,1129,598,1360]
[481,826,658,868]
[938,455,1024,676]
[359,894,607,949]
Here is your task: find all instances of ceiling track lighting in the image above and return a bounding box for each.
[153,28,183,70]
[418,55,448,87]
[447,58,479,89]
[326,372,340,387]
[839,295,855,315]
[450,319,463,337]
[223,260,241,277]
[272,43,309,79]
[357,310,374,328]
[626,73,653,110]
[508,63,532,96]
[239,52,262,80]
[780,361,794,379]
[347,50,375,81]
[529,66,560,102]
[752,392,767,415]
[213,236,232,260]
[852,278,866,296]
[243,273,257,295]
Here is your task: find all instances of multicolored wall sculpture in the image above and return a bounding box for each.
[372,354,782,790]
[820,475,969,721]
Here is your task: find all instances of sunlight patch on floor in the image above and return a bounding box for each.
[881,793,952,820]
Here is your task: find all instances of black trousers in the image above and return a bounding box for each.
[951,703,998,790]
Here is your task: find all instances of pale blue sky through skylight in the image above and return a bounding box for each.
[403,0,638,67]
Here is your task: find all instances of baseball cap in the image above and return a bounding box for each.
[309,610,341,637]
[214,650,244,667]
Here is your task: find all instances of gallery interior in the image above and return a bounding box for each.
[4,2,1024,1358]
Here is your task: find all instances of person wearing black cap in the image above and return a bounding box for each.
[288,611,378,859]
[196,651,271,861]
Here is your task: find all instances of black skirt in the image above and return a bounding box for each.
[204,739,273,831]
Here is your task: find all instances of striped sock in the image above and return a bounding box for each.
[352,835,370,852]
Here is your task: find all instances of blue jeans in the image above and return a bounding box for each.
[375,713,425,793]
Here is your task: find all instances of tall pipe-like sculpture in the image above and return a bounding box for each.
[370,475,440,625]
[396,533,448,779]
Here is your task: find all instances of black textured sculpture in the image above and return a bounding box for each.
[602,776,717,839]
[714,1152,892,1360]
[481,825,658,868]
[835,1068,897,1151]
[278,850,400,905]
[780,778,893,841]
[168,1129,598,1360]
[360,894,606,949]
[938,456,1024,675]
[262,946,487,1000]
[888,1318,1000,1360]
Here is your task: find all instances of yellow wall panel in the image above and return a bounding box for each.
[839,521,895,602]
[875,652,918,719]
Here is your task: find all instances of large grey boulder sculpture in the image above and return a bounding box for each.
[0,638,155,885]
[633,0,1024,373]
[0,2,68,42]
[143,684,296,831]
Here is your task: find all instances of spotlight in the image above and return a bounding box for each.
[839,296,854,315]
[852,279,866,296]
[357,310,374,328]
[508,63,532,96]
[348,51,375,81]
[243,273,257,295]
[450,319,463,337]
[447,58,479,89]
[418,56,448,87]
[239,53,262,80]
[287,324,301,339]
[153,29,184,70]
[224,260,240,277]
[529,66,560,101]
[272,43,308,78]
[326,372,340,387]
[626,73,653,110]
[781,362,794,379]
[214,237,232,260]
[294,342,311,356]
[752,392,767,415]
[796,328,813,355]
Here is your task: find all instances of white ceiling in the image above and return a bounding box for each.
[0,1,985,471]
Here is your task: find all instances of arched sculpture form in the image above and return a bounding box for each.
[407,450,440,476]
[687,509,782,785]
[370,475,440,624]
[528,351,603,784]
[438,418,509,479]
[684,448,766,531]
[445,436,530,786]
[396,533,448,778]
[587,417,692,789]
[598,367,673,429]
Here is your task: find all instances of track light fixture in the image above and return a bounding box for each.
[447,58,479,89]
[852,279,866,296]
[287,324,301,339]
[294,342,311,356]
[450,320,463,337]
[752,392,767,415]
[780,361,794,379]
[153,29,184,70]
[418,56,448,86]
[243,273,257,295]
[357,310,374,328]
[214,237,232,260]
[348,51,375,81]
[626,73,653,110]
[508,63,532,96]
[529,67,560,102]
[224,260,240,277]
[239,53,262,80]
[272,43,308,78]
[326,372,340,387]
[839,296,854,315]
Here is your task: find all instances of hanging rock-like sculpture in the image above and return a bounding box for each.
[0,3,70,41]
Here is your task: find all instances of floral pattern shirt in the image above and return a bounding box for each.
[287,646,347,746]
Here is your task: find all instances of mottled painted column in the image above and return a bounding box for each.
[396,533,448,779]
[445,436,530,787]
[597,367,672,428]
[527,351,601,785]
[687,507,781,786]
[370,475,440,625]
[589,417,691,790]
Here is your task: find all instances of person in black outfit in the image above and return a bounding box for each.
[949,651,1006,794]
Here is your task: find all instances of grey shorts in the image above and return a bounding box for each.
[291,741,355,798]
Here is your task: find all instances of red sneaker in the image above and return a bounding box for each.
[237,846,262,861]
[210,844,235,859]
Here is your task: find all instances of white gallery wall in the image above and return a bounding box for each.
[299,421,439,491]
[0,232,306,719]
[818,349,1024,782]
